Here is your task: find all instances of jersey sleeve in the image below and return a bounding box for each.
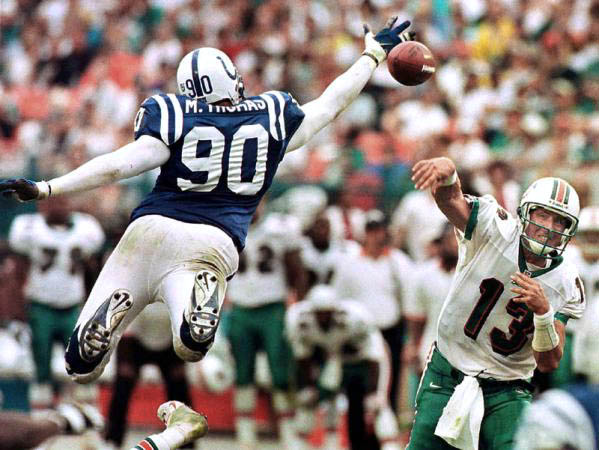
[8,215,35,255]
[133,94,184,146]
[76,214,106,256]
[557,273,586,322]
[455,195,518,264]
[262,91,305,150]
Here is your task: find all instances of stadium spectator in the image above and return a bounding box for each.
[409,156,584,449]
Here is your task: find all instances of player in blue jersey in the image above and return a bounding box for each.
[1,18,414,406]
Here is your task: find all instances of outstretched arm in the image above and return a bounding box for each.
[0,135,170,201]
[411,157,471,232]
[287,18,413,152]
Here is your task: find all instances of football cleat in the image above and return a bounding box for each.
[185,269,222,344]
[79,289,132,363]
[158,401,208,444]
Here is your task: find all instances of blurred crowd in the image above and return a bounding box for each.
[1,0,599,236]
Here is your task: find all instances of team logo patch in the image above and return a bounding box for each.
[496,208,508,220]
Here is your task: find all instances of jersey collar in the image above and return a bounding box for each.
[518,239,563,278]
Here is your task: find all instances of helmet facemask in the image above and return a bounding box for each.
[519,203,578,259]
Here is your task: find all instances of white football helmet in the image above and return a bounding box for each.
[197,353,234,393]
[576,206,599,257]
[176,48,244,104]
[518,177,579,258]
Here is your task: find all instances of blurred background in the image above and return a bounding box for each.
[1,0,598,448]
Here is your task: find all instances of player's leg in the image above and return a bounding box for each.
[228,304,260,448]
[366,341,402,450]
[104,336,143,447]
[479,384,532,450]
[28,302,57,406]
[260,302,297,448]
[158,222,238,362]
[64,217,158,383]
[156,346,194,449]
[129,401,208,450]
[406,348,462,450]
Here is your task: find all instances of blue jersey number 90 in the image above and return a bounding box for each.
[177,124,269,195]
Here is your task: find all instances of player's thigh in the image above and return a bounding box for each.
[480,387,532,450]
[406,369,456,450]
[73,219,158,331]
[228,305,259,385]
[259,302,292,388]
[157,220,239,332]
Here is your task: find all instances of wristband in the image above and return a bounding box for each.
[441,171,458,187]
[362,51,381,66]
[36,181,52,199]
[532,305,560,352]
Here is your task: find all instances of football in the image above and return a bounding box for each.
[387,41,436,86]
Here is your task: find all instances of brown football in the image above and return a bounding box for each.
[387,41,436,86]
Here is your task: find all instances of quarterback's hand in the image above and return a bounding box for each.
[363,17,414,64]
[0,178,44,202]
[412,157,457,191]
[510,272,550,314]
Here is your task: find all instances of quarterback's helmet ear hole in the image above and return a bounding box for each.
[211,276,217,282]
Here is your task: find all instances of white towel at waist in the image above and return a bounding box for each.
[434,375,484,450]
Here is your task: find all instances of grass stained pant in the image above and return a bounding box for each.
[407,346,533,450]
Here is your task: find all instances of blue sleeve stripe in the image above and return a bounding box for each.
[151,94,171,145]
[167,94,183,143]
[260,94,280,141]
[271,91,287,140]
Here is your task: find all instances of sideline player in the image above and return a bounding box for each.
[226,206,306,449]
[408,157,585,449]
[286,285,402,450]
[0,18,415,390]
[7,196,105,405]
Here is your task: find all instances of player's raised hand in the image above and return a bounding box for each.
[411,157,456,191]
[0,178,41,202]
[363,17,414,64]
[510,272,550,315]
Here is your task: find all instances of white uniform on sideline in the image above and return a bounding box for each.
[8,212,105,308]
[227,213,301,307]
[404,259,454,370]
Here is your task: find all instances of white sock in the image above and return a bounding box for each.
[130,427,186,450]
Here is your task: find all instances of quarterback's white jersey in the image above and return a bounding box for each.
[437,195,584,380]
[404,259,455,369]
[227,213,301,307]
[8,213,105,308]
[285,299,385,363]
